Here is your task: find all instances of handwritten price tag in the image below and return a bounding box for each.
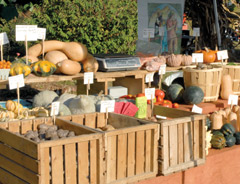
[0,32,9,45]
[8,74,25,90]
[228,94,238,105]
[192,53,203,63]
[100,100,115,113]
[15,25,38,41]
[84,72,94,84]
[217,50,228,60]
[145,88,155,100]
[143,28,154,38]
[50,101,60,116]
[158,64,166,75]
[193,27,200,37]
[37,28,46,40]
[192,104,203,114]
[145,72,154,83]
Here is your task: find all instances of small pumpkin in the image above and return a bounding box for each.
[195,47,216,63]
[166,54,182,67]
[31,60,56,77]
[181,55,192,66]
[0,110,15,119]
[221,123,235,136]
[212,130,224,136]
[210,134,226,149]
[225,134,236,147]
[234,132,240,145]
[10,63,32,77]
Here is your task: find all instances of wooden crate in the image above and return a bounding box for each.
[153,105,206,176]
[0,117,105,184]
[60,112,159,184]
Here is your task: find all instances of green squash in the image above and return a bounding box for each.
[221,123,235,136]
[212,130,224,137]
[166,84,184,103]
[31,60,56,77]
[206,117,212,131]
[183,86,204,105]
[225,135,236,147]
[210,134,226,149]
[234,132,240,145]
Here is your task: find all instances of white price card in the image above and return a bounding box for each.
[143,28,155,38]
[228,94,238,105]
[145,88,155,100]
[84,72,94,84]
[0,32,9,45]
[158,64,166,75]
[37,28,46,40]
[145,72,154,83]
[8,74,25,90]
[159,27,165,36]
[192,104,203,114]
[15,25,38,41]
[192,53,203,63]
[50,101,60,116]
[217,50,228,60]
[156,115,167,119]
[193,27,200,37]
[100,100,115,113]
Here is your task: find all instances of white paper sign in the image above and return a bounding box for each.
[100,100,115,113]
[84,72,94,84]
[156,115,167,119]
[37,28,46,40]
[145,88,155,100]
[228,94,238,105]
[0,32,9,45]
[192,104,203,114]
[15,25,38,41]
[8,74,25,90]
[217,50,228,60]
[143,28,154,38]
[145,72,154,83]
[50,101,60,116]
[192,53,203,63]
[159,64,166,75]
[193,27,200,37]
[159,27,164,36]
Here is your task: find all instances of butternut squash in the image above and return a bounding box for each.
[228,112,237,130]
[45,51,68,73]
[210,111,223,130]
[232,105,239,113]
[220,74,233,100]
[236,108,240,132]
[57,59,81,75]
[82,54,99,72]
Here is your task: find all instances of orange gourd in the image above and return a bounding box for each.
[195,47,216,63]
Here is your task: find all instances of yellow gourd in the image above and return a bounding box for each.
[10,63,32,77]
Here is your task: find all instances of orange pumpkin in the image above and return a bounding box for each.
[195,47,216,63]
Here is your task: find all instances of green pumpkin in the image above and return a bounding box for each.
[212,130,224,137]
[221,123,235,136]
[183,86,204,105]
[31,60,56,77]
[234,132,240,145]
[225,135,236,147]
[166,84,184,103]
[206,117,212,131]
[210,134,226,149]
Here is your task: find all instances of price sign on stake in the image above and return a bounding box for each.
[192,104,203,114]
[8,74,25,90]
[143,28,154,39]
[145,88,155,100]
[100,100,115,113]
[0,32,9,45]
[228,95,238,106]
[193,27,200,37]
[50,101,60,116]
[37,28,46,40]
[84,72,94,84]
[15,25,38,41]
[145,73,154,83]
[192,53,203,63]
[158,64,166,75]
[217,50,228,60]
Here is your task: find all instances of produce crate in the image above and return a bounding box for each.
[152,105,206,176]
[0,117,105,184]
[60,112,159,184]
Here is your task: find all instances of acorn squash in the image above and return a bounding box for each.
[225,134,236,147]
[166,83,184,103]
[212,130,224,136]
[210,134,226,149]
[234,132,240,145]
[31,60,56,77]
[183,86,204,105]
[10,63,32,77]
[221,123,235,136]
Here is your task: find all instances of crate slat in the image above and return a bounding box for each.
[117,134,127,180]
[85,114,97,128]
[136,130,145,175]
[65,143,77,184]
[51,145,64,184]
[127,132,135,177]
[39,147,50,184]
[8,121,20,133]
[145,129,151,172]
[21,120,33,134]
[71,114,84,125]
[107,135,117,183]
[78,141,89,184]
[97,113,106,128]
[0,167,27,184]
[193,120,200,160]
[177,123,184,164]
[90,139,97,184]
[169,125,178,167]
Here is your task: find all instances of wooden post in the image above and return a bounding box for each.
[86,79,90,96]
[195,36,198,51]
[0,39,3,61]
[17,82,20,117]
[25,35,28,65]
[42,36,45,60]
[158,74,162,90]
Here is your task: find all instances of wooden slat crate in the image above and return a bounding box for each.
[60,112,159,184]
[0,117,105,184]
[153,105,206,176]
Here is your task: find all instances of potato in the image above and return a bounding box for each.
[101,124,115,131]
[51,135,59,140]
[38,124,49,131]
[32,137,41,143]
[67,131,75,137]
[47,125,58,132]
[45,130,58,140]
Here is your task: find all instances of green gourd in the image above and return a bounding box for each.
[234,132,240,145]
[221,123,235,136]
[225,135,236,147]
[210,134,226,149]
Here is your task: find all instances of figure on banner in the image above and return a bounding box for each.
[167,11,178,53]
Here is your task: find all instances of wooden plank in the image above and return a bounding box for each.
[97,113,106,128]
[39,147,50,184]
[127,132,135,177]
[117,134,127,180]
[58,115,72,121]
[0,128,38,159]
[8,121,20,133]
[0,167,27,184]
[51,145,64,184]
[162,126,169,171]
[78,141,89,184]
[145,129,151,173]
[107,135,117,183]
[21,119,33,134]
[153,126,159,174]
[0,154,38,183]
[90,139,97,184]
[33,118,46,131]
[193,120,200,160]
[71,114,84,125]
[177,123,184,164]
[184,122,191,162]
[169,125,178,167]
[0,142,38,173]
[85,113,97,128]
[136,130,145,175]
[65,143,77,184]
[200,119,206,159]
[0,122,8,129]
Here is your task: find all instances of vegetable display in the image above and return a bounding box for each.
[182,86,204,105]
[31,60,57,77]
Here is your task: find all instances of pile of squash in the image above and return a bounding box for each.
[164,54,192,67]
